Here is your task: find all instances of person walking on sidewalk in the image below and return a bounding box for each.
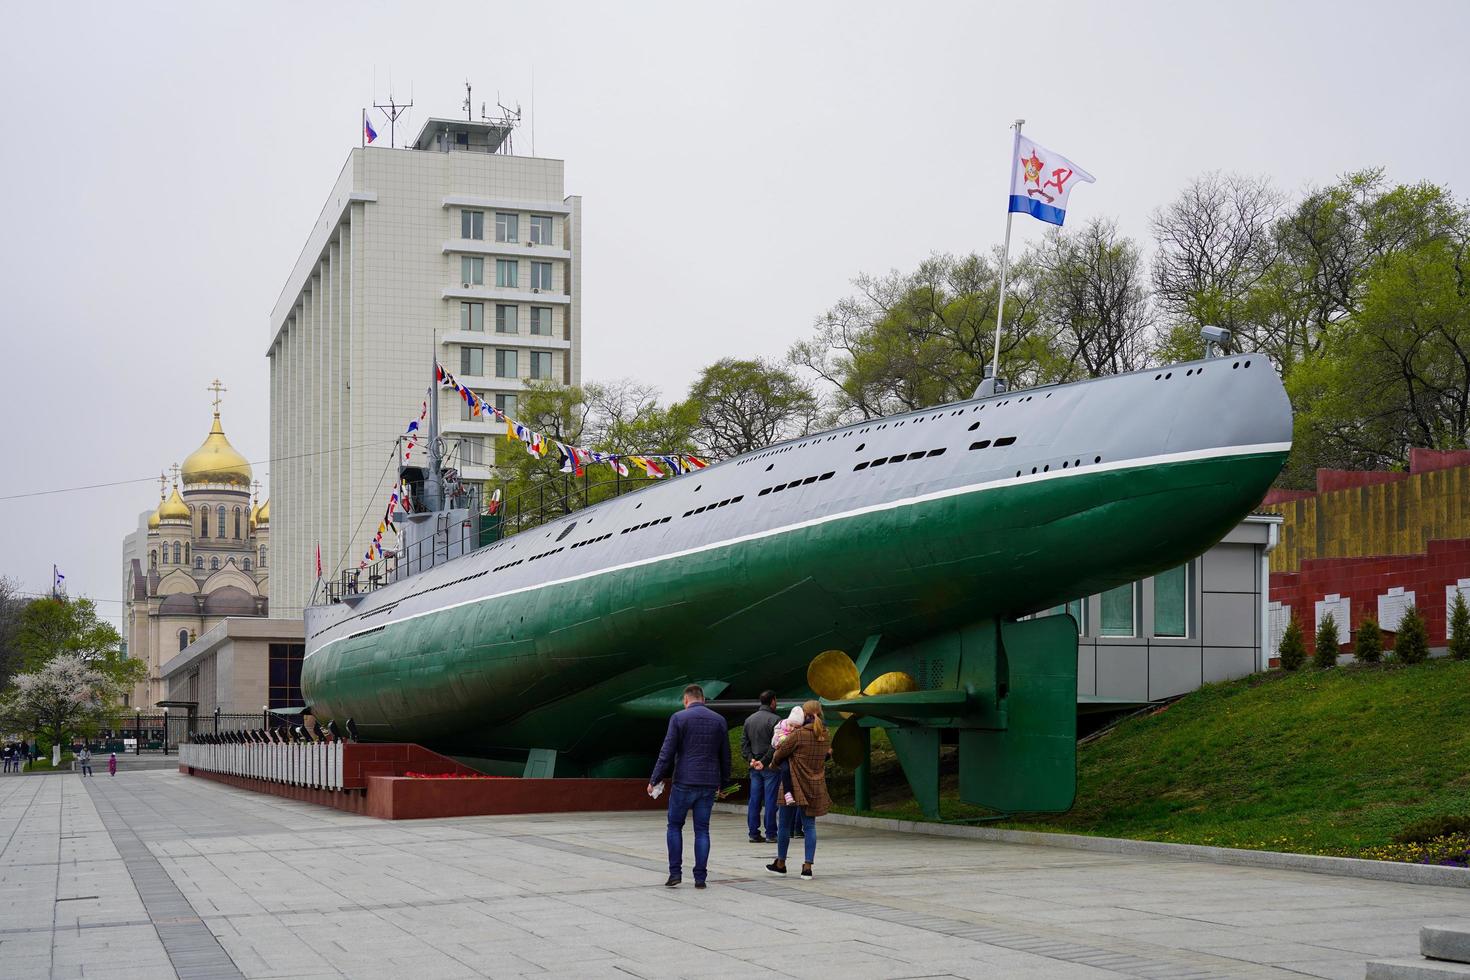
[77,746,94,776]
[648,684,731,890]
[108,752,118,777]
[740,691,780,844]
[766,700,831,881]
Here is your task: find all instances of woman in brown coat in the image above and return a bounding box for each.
[766,699,831,880]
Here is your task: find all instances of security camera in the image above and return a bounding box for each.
[1200,325,1232,358]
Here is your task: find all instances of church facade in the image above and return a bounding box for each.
[124,392,270,708]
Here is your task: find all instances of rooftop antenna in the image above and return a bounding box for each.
[463,80,472,121]
[485,95,522,155]
[374,92,413,148]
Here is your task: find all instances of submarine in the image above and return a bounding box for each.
[301,348,1291,808]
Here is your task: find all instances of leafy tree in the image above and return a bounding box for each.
[1449,591,1470,661]
[1393,605,1430,664]
[11,596,141,692]
[1314,612,1341,669]
[1278,615,1306,671]
[0,654,117,752]
[1353,615,1384,664]
[0,576,24,692]
[789,252,1051,421]
[687,357,817,457]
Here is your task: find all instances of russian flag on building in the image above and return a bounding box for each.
[364,114,378,145]
[1008,133,1094,226]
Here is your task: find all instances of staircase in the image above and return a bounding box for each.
[1368,923,1470,978]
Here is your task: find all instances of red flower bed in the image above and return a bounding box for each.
[403,771,511,779]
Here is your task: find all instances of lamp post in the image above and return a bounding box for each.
[261,704,268,733]
[213,706,220,735]
[135,711,141,755]
[162,706,169,756]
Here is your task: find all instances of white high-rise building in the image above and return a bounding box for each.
[268,117,582,615]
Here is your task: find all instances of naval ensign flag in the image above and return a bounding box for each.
[1007,133,1094,226]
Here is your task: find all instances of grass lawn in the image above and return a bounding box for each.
[733,659,1470,859]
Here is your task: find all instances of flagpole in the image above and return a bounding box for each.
[984,118,1025,397]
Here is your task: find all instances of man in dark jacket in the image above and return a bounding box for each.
[739,691,780,843]
[648,684,731,888]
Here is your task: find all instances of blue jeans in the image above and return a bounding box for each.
[747,767,779,839]
[777,805,816,864]
[666,784,716,882]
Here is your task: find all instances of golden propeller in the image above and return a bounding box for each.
[806,649,917,769]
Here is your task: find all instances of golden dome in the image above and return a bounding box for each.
[182,414,252,488]
[147,506,162,530]
[255,497,270,525]
[157,486,190,524]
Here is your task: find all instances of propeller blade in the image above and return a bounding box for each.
[863,670,918,697]
[808,649,861,701]
[830,719,865,770]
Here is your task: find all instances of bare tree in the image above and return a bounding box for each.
[1031,218,1154,379]
[686,358,818,457]
[1151,172,1285,358]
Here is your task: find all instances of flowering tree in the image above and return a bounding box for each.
[0,654,117,751]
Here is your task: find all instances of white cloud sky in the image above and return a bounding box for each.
[2,0,1467,621]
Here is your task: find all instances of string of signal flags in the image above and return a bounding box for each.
[357,363,710,569]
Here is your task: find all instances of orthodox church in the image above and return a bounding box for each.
[124,387,269,708]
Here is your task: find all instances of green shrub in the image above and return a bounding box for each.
[1394,813,1470,844]
[1394,605,1430,664]
[1449,591,1470,662]
[1278,615,1306,671]
[1313,612,1340,669]
[1354,616,1383,664]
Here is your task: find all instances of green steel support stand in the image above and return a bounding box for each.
[853,726,872,813]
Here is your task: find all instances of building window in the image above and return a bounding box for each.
[495,349,518,378]
[1100,583,1137,637]
[184,543,190,564]
[200,507,209,537]
[178,629,190,652]
[460,435,485,466]
[195,556,204,570]
[529,214,553,245]
[461,209,484,240]
[268,643,305,709]
[234,507,242,538]
[495,304,518,334]
[460,389,479,421]
[259,546,267,567]
[1153,563,1192,638]
[150,550,157,568]
[173,541,182,564]
[495,259,518,288]
[461,301,484,332]
[460,346,484,376]
[211,556,220,570]
[530,261,552,291]
[216,505,226,538]
[160,546,168,565]
[243,557,252,571]
[495,394,517,417]
[530,306,553,336]
[1045,598,1087,635]
[495,212,518,243]
[461,256,484,286]
[530,351,554,380]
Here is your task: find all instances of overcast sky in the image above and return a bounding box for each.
[3,0,1468,623]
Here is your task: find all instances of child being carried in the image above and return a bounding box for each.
[765,705,805,805]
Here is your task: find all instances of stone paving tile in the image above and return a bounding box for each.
[11,768,1470,979]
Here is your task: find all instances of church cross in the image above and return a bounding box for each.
[158,472,168,498]
[169,462,181,486]
[207,379,227,414]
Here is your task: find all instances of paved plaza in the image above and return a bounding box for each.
[1,770,1467,980]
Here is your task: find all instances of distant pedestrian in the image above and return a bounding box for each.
[766,700,831,881]
[108,752,117,777]
[2,744,11,773]
[18,740,29,771]
[740,691,780,844]
[648,684,732,890]
[78,747,93,777]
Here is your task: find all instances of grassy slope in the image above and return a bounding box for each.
[795,659,1470,857]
